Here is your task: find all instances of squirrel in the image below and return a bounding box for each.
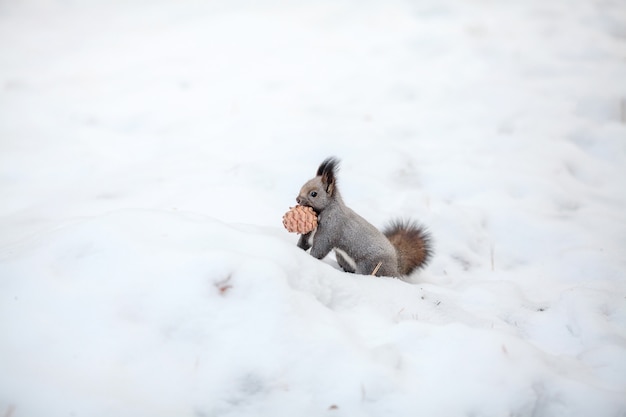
[295,157,433,278]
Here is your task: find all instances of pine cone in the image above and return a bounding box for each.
[282,205,318,234]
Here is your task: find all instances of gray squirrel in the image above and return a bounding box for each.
[296,157,432,277]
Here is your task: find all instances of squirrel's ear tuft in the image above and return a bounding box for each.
[317,157,340,195]
[316,157,340,177]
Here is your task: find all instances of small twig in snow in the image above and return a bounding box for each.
[214,274,233,296]
[370,261,383,276]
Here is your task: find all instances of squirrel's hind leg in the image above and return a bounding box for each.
[334,249,356,273]
[360,258,400,277]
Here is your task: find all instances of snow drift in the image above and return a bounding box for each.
[1,210,624,416]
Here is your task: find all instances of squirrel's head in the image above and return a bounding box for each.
[296,157,340,212]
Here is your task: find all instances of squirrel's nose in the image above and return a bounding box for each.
[296,196,302,204]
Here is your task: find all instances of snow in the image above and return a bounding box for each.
[1,0,625,416]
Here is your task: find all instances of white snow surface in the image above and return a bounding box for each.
[1,0,626,416]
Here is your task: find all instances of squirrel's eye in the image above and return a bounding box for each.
[310,191,318,197]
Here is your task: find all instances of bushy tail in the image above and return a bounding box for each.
[383,220,433,276]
